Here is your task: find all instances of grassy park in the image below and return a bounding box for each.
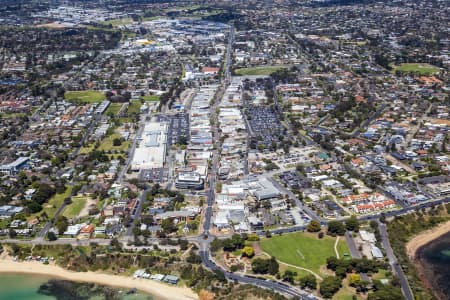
[62,195,87,218]
[127,100,142,114]
[97,132,130,152]
[32,186,73,219]
[141,95,160,102]
[393,63,439,76]
[234,66,288,76]
[105,103,123,116]
[64,90,106,103]
[259,232,349,275]
[101,17,134,27]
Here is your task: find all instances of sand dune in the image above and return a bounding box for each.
[0,257,198,300]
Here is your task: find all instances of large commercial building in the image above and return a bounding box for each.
[0,157,30,176]
[175,172,204,190]
[131,122,168,171]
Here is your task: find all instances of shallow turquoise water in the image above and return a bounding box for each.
[0,274,154,300]
[417,231,450,298]
[0,274,55,300]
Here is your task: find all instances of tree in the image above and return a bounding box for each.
[267,257,279,275]
[349,273,361,287]
[113,138,122,146]
[32,183,56,204]
[210,238,222,252]
[27,202,42,213]
[8,228,17,239]
[368,284,404,300]
[55,216,68,235]
[241,246,255,258]
[320,276,342,298]
[161,218,176,234]
[186,251,202,264]
[251,257,278,275]
[299,274,317,290]
[110,238,122,251]
[282,270,297,283]
[179,239,189,250]
[214,269,226,282]
[47,231,58,241]
[307,220,321,232]
[327,221,346,236]
[345,215,360,232]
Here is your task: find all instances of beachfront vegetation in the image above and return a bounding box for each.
[4,243,289,300]
[388,203,450,300]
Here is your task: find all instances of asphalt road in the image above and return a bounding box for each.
[378,221,414,300]
[199,249,316,299]
[117,113,147,183]
[124,186,149,239]
[267,177,323,222]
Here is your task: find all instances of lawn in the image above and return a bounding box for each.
[141,95,161,102]
[62,195,87,218]
[79,143,96,154]
[36,186,73,219]
[234,65,288,76]
[0,112,27,119]
[393,63,439,76]
[97,132,130,152]
[127,100,142,114]
[101,17,134,27]
[332,277,362,300]
[105,103,123,116]
[259,232,349,275]
[64,90,106,103]
[0,218,9,230]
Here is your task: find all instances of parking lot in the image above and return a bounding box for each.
[167,113,189,146]
[246,105,286,150]
[139,168,168,183]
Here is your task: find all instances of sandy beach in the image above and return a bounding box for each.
[0,257,198,300]
[406,220,450,260]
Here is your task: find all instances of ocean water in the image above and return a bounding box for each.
[0,274,154,300]
[417,231,450,299]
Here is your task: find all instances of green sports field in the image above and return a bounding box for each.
[259,232,349,275]
[393,63,439,76]
[234,66,288,76]
[64,90,106,103]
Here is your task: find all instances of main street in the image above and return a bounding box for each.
[198,25,318,300]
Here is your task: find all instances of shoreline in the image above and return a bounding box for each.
[405,220,450,300]
[0,258,198,300]
[405,220,450,260]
